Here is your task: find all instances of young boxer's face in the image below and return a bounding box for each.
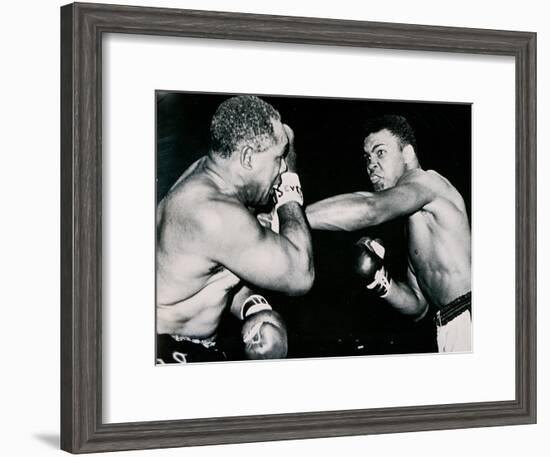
[363,129,407,191]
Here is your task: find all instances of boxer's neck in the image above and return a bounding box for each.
[203,155,250,205]
[404,158,421,170]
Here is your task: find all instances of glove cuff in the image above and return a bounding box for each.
[241,294,272,320]
[274,172,303,209]
[366,266,392,297]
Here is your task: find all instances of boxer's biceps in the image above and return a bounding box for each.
[382,277,428,319]
[216,227,308,294]
[240,232,309,293]
[201,207,311,294]
[406,266,427,301]
[402,267,429,319]
[378,180,436,219]
[307,193,379,230]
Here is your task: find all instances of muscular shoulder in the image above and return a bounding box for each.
[403,169,467,217]
[190,197,264,264]
[422,170,465,205]
[400,169,460,199]
[398,168,441,189]
[161,177,213,222]
[171,181,258,240]
[390,168,440,205]
[198,196,255,234]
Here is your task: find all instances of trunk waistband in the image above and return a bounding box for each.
[170,333,217,348]
[435,292,471,326]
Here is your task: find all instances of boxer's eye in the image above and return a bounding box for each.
[376,149,386,158]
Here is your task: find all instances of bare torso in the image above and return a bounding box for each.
[405,170,471,308]
[156,157,241,338]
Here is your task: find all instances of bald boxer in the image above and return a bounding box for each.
[306,115,471,353]
[156,95,313,363]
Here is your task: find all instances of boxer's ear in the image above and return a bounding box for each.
[240,145,254,170]
[402,144,416,165]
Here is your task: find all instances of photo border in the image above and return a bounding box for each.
[60,2,536,453]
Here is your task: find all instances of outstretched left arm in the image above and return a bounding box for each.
[305,171,436,231]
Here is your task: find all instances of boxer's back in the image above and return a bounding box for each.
[156,158,241,337]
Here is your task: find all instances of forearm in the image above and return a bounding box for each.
[382,279,428,321]
[277,202,314,292]
[229,285,255,319]
[305,193,379,231]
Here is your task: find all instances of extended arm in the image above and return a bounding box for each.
[306,192,379,231]
[306,171,436,231]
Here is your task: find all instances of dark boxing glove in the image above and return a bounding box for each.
[240,295,288,360]
[353,237,392,297]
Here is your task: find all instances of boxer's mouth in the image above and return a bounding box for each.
[369,174,382,183]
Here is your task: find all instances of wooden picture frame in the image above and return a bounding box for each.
[60,2,536,453]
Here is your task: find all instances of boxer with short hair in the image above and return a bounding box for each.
[306,115,471,353]
[156,95,313,363]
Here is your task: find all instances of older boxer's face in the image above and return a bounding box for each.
[363,129,406,191]
[250,119,289,206]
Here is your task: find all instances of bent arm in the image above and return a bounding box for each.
[202,203,314,296]
[229,285,256,319]
[306,173,436,231]
[276,201,314,286]
[382,270,429,321]
[306,192,378,231]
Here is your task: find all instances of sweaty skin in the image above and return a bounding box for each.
[156,158,241,338]
[157,120,313,339]
[306,129,470,317]
[400,169,470,308]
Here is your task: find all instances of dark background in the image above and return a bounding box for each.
[157,91,471,360]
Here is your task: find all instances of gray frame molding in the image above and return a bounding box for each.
[60,2,536,453]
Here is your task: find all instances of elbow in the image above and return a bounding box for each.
[304,206,319,230]
[412,302,429,322]
[287,262,315,296]
[301,264,316,294]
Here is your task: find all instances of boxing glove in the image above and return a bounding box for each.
[274,172,303,209]
[240,295,288,360]
[353,237,392,297]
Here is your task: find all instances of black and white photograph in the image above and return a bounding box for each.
[2,0,543,455]
[155,91,472,364]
